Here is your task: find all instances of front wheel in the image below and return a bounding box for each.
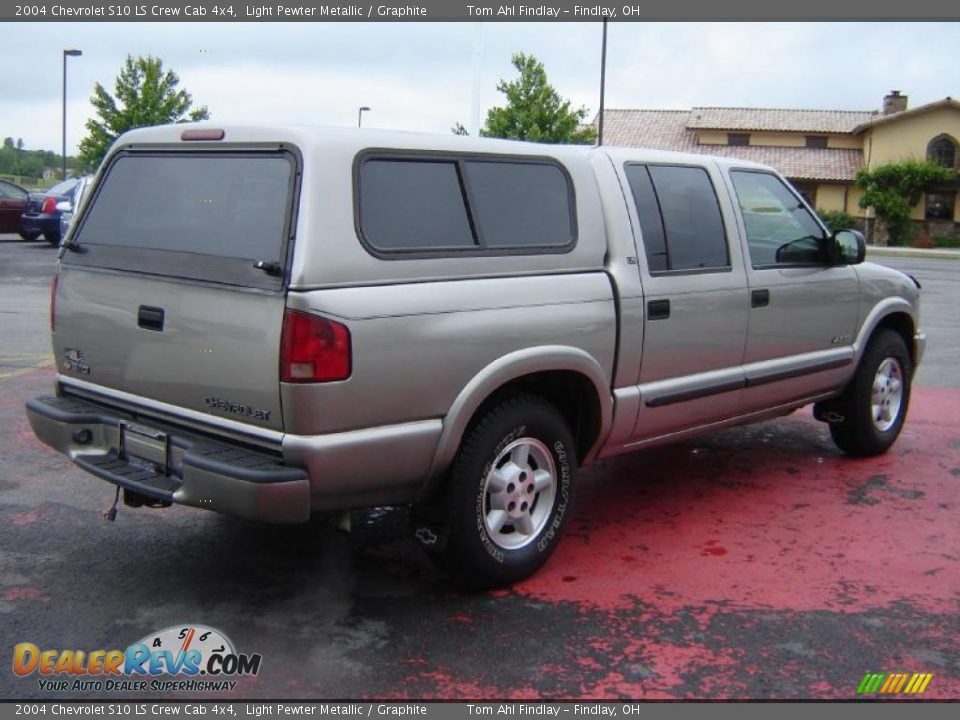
[19,231,40,241]
[828,329,912,457]
[428,394,577,588]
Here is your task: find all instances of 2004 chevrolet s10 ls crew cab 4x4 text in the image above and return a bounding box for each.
[26,125,925,587]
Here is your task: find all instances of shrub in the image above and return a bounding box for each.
[816,208,858,234]
[856,160,959,245]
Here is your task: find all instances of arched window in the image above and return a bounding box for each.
[928,135,957,169]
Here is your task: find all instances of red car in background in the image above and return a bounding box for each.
[0,179,33,239]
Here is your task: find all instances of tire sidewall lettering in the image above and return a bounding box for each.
[474,425,527,564]
[537,440,570,553]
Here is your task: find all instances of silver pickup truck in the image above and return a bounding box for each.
[26,125,925,587]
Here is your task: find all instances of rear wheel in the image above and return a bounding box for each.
[425,394,577,588]
[828,329,912,457]
[44,231,60,246]
[19,232,40,241]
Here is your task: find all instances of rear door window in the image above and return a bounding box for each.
[67,152,297,289]
[625,164,729,273]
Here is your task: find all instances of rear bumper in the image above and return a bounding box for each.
[25,394,310,523]
[20,214,57,235]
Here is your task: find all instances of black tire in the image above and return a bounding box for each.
[19,232,40,241]
[44,231,60,246]
[828,329,912,457]
[429,394,577,588]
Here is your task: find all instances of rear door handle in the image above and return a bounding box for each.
[751,289,770,308]
[138,305,165,332]
[647,299,671,320]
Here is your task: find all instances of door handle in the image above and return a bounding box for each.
[751,289,770,308]
[647,299,671,320]
[137,306,165,332]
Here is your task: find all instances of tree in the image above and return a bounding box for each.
[0,139,51,178]
[78,55,210,170]
[856,160,958,245]
[451,121,469,136]
[479,53,596,144]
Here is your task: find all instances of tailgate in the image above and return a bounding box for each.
[55,147,299,433]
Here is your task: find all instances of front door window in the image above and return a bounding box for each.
[730,170,828,267]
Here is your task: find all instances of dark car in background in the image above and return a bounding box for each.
[58,175,94,242]
[21,177,80,245]
[0,179,31,238]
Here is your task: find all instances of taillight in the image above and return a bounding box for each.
[50,274,58,333]
[42,197,57,214]
[280,309,351,383]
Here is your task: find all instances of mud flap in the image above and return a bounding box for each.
[410,502,451,552]
[813,401,845,424]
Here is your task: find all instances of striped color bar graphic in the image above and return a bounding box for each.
[856,672,933,695]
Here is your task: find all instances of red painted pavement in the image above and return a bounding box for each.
[399,386,960,699]
[522,386,959,615]
[2,372,958,699]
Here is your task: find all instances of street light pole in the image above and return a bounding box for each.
[597,18,607,147]
[358,106,370,128]
[62,49,82,180]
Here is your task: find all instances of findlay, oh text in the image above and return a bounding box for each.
[467,707,620,716]
[467,5,624,17]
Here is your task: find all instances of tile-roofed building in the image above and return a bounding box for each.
[596,92,960,242]
[687,107,878,134]
[682,145,864,183]
[601,109,864,181]
[597,109,697,151]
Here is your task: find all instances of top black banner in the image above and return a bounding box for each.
[2,0,960,21]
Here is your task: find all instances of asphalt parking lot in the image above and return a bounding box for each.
[0,234,958,700]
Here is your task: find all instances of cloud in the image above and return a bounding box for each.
[2,21,959,154]
[183,62,477,132]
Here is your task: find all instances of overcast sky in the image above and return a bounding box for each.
[2,21,959,155]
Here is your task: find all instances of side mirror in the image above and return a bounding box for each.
[834,229,866,265]
[55,201,72,213]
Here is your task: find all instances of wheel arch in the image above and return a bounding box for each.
[418,346,613,503]
[855,299,917,368]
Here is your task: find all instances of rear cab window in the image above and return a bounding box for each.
[356,152,576,256]
[65,149,299,290]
